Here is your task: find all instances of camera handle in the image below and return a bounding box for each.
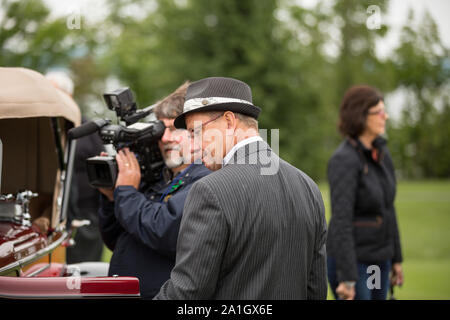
[122,103,158,126]
[68,119,111,140]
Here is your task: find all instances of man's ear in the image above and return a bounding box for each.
[224,111,237,130]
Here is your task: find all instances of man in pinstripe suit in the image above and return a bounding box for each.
[155,77,327,300]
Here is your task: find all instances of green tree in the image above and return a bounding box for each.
[0,0,107,116]
[387,10,450,178]
[287,0,394,178]
[1,0,76,70]
[101,0,448,180]
[104,0,337,179]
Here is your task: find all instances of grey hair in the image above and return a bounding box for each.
[205,111,258,129]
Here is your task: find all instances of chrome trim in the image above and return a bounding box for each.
[0,231,69,276]
[25,263,51,277]
[61,139,76,223]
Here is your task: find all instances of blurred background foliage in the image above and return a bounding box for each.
[1,0,449,181]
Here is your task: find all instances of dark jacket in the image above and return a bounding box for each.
[67,117,105,263]
[98,164,210,299]
[326,137,403,282]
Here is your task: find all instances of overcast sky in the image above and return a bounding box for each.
[43,0,450,47]
[381,0,450,55]
[42,0,449,120]
[42,0,450,54]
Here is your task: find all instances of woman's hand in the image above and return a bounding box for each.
[390,263,404,287]
[336,282,355,300]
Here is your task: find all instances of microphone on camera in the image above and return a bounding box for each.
[68,119,110,140]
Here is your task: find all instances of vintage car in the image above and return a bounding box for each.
[0,67,139,299]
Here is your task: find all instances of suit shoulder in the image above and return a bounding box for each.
[188,168,222,190]
[191,164,260,197]
[194,165,240,186]
[281,159,322,196]
[189,164,211,179]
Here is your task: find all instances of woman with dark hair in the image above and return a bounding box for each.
[326,85,404,300]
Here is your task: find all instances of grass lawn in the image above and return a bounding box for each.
[102,180,450,300]
[320,180,450,300]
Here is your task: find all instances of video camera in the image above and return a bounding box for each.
[68,88,165,189]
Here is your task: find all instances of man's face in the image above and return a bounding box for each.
[185,112,227,171]
[158,117,191,169]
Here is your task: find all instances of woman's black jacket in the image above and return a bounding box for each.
[326,137,403,282]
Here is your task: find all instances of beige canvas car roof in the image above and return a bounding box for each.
[0,67,81,126]
[0,68,81,227]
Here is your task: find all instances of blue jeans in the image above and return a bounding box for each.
[327,256,391,300]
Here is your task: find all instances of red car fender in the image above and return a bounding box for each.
[0,276,140,299]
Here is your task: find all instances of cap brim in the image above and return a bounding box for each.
[174,102,261,129]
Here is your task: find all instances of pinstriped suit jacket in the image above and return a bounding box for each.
[155,140,327,299]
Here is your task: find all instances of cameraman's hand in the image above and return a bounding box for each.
[115,148,141,190]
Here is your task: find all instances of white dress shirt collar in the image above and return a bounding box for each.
[223,136,263,166]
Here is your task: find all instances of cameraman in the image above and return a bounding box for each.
[97,82,210,299]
